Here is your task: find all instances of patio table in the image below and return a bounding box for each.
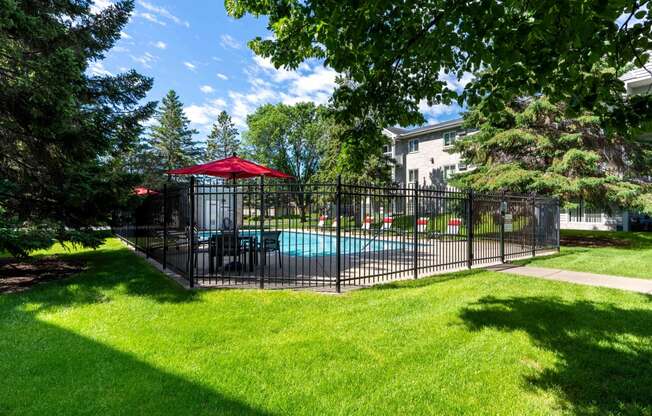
[206,233,257,274]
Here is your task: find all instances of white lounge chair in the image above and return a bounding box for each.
[417,217,428,232]
[382,216,393,231]
[317,215,328,228]
[362,216,372,231]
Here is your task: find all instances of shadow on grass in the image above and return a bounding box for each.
[369,269,486,291]
[1,245,198,313]
[0,245,272,414]
[0,313,273,415]
[460,296,652,415]
[559,230,652,249]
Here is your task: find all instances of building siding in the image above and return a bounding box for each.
[383,120,470,187]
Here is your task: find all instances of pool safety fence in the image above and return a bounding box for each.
[113,177,560,291]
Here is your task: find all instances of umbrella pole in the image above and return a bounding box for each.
[232,177,238,234]
[232,176,238,271]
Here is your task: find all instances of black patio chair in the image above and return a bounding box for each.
[258,231,282,269]
[210,233,245,272]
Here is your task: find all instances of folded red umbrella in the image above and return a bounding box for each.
[133,186,160,196]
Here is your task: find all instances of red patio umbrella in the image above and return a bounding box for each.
[166,155,292,271]
[166,155,293,179]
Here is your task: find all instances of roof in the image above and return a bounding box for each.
[387,118,465,140]
[384,126,408,135]
[620,64,652,83]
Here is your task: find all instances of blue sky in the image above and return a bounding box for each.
[90,0,464,139]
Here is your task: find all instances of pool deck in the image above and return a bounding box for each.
[182,234,551,290]
[133,225,554,292]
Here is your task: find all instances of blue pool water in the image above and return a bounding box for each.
[198,230,407,257]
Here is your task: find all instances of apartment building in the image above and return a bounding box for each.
[382,118,474,187]
[382,64,651,231]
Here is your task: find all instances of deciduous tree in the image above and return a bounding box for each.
[226,0,652,134]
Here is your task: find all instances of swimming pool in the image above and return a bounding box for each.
[198,230,408,257]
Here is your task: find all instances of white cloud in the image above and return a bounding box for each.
[88,61,112,76]
[616,4,648,27]
[186,98,227,125]
[112,46,129,53]
[200,85,215,94]
[153,41,167,49]
[220,34,241,49]
[184,62,196,71]
[120,31,131,39]
[217,57,340,127]
[253,56,299,82]
[408,71,470,123]
[139,12,166,25]
[289,65,337,96]
[439,70,474,92]
[138,0,190,27]
[418,100,462,124]
[90,0,113,13]
[227,87,280,127]
[216,73,229,80]
[131,52,157,68]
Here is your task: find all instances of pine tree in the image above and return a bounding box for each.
[150,90,200,172]
[205,111,239,161]
[0,0,155,257]
[452,97,652,214]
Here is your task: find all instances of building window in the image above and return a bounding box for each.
[443,131,457,147]
[458,162,467,171]
[443,165,456,180]
[382,144,391,154]
[408,169,419,184]
[408,139,419,153]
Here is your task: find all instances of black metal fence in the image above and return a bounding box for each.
[113,178,560,291]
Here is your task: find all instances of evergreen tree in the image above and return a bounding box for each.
[205,111,239,160]
[452,97,652,214]
[0,0,155,257]
[150,90,200,173]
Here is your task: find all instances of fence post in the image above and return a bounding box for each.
[163,183,168,270]
[556,197,561,252]
[335,175,342,293]
[188,176,195,288]
[259,176,265,289]
[467,189,474,269]
[145,197,150,259]
[531,192,537,258]
[413,181,419,279]
[500,191,505,263]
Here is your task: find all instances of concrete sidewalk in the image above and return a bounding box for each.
[487,264,652,295]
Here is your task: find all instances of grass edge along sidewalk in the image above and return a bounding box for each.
[514,229,652,280]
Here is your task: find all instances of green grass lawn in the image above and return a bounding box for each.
[1,238,652,415]
[518,230,652,279]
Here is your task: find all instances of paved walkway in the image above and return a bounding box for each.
[486,264,652,295]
